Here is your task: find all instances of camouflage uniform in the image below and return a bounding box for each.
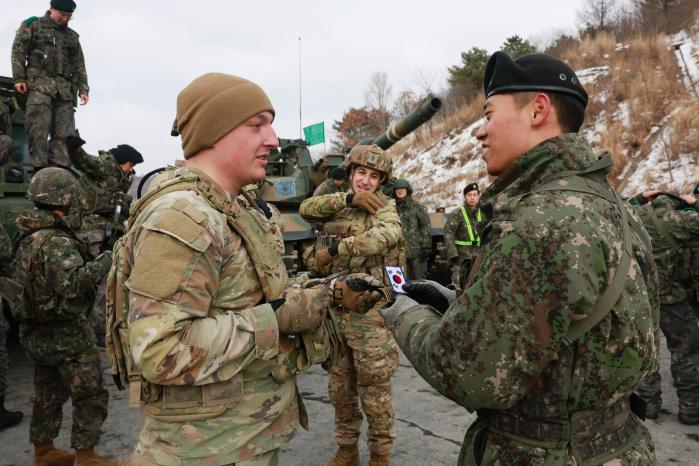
[395,194,431,280]
[634,195,699,421]
[0,101,13,166]
[13,206,111,449]
[120,164,303,466]
[299,187,403,456]
[314,178,350,197]
[443,204,484,288]
[11,12,88,169]
[69,146,134,337]
[390,135,660,465]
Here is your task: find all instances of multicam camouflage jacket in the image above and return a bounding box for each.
[12,209,109,365]
[11,12,88,102]
[69,146,133,216]
[299,190,405,285]
[395,196,431,259]
[392,134,660,465]
[121,164,299,465]
[634,195,699,304]
[313,178,349,197]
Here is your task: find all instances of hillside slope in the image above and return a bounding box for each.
[392,24,699,211]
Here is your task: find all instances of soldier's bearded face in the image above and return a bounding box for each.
[351,166,382,194]
[212,111,278,188]
[476,94,534,176]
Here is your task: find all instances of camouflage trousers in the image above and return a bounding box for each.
[24,90,74,169]
[450,253,476,289]
[328,304,399,455]
[636,300,699,415]
[29,348,109,449]
[123,448,280,466]
[0,309,8,397]
[77,226,108,338]
[0,134,12,166]
[406,257,427,280]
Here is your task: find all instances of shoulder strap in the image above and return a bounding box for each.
[128,175,200,226]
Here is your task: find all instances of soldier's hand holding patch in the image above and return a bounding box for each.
[347,192,384,214]
[333,273,385,314]
[402,279,456,315]
[275,285,331,334]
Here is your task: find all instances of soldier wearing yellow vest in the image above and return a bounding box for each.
[444,183,484,288]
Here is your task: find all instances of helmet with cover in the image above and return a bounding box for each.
[345,144,392,184]
[393,178,412,195]
[28,167,80,209]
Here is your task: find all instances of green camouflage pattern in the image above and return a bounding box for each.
[123,165,301,465]
[390,134,660,465]
[395,196,431,259]
[0,309,8,397]
[0,101,11,166]
[444,205,484,287]
[13,208,110,365]
[299,189,403,455]
[12,13,87,168]
[345,144,392,181]
[313,177,349,197]
[69,147,134,215]
[27,166,80,208]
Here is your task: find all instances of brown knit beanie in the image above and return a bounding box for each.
[171,73,275,159]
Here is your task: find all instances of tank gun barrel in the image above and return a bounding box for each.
[372,93,442,150]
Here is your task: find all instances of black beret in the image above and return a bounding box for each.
[330,167,346,180]
[463,183,479,195]
[484,51,588,108]
[110,144,143,165]
[50,0,76,12]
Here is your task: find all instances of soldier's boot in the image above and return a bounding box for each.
[678,411,699,425]
[644,401,660,420]
[73,448,119,466]
[369,453,391,466]
[325,445,359,466]
[0,397,24,430]
[34,442,74,466]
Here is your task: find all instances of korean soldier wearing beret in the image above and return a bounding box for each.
[382,52,660,465]
[443,183,485,288]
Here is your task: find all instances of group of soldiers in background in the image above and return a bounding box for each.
[0,1,142,465]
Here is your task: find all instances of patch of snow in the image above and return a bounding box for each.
[671,29,699,93]
[576,65,609,85]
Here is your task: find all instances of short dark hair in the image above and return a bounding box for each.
[513,92,584,133]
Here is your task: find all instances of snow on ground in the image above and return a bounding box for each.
[672,29,699,92]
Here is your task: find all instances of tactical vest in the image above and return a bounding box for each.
[106,170,291,409]
[25,15,80,83]
[471,155,650,464]
[454,206,482,247]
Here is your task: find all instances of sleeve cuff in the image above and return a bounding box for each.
[239,303,279,360]
[394,307,439,349]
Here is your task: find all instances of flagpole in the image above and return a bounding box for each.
[298,36,302,139]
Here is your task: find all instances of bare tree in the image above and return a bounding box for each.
[364,72,393,129]
[409,66,439,96]
[577,0,618,30]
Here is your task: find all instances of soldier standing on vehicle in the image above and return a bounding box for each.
[393,178,431,280]
[65,136,142,344]
[314,167,350,196]
[381,52,660,465]
[299,144,404,466]
[443,183,483,288]
[11,0,88,171]
[116,73,331,466]
[11,167,115,465]
[634,191,699,424]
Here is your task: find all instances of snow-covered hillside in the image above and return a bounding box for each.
[393,25,699,211]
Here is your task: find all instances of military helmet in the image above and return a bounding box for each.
[346,144,392,183]
[28,167,80,208]
[393,178,412,194]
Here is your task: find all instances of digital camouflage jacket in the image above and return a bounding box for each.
[11,12,88,102]
[392,134,660,465]
[13,209,109,365]
[69,147,133,216]
[396,196,431,259]
[299,190,405,285]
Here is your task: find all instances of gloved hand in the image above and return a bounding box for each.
[333,273,385,314]
[380,294,420,329]
[402,279,456,315]
[346,192,385,214]
[421,247,432,259]
[66,134,86,152]
[315,247,337,274]
[275,285,331,334]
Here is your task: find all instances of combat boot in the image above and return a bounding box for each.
[369,452,391,466]
[644,402,660,420]
[678,411,699,425]
[73,448,120,466]
[34,442,74,466]
[325,444,359,466]
[0,397,23,430]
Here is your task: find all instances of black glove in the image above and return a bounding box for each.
[66,134,86,152]
[421,247,432,259]
[402,280,456,315]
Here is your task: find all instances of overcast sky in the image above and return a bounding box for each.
[1,0,580,174]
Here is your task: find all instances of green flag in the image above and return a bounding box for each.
[303,122,325,146]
